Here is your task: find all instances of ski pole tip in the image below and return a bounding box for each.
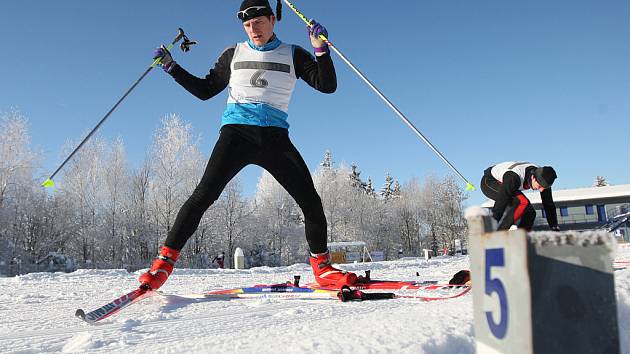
[42,178,55,188]
[465,182,475,191]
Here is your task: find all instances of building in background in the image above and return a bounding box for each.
[328,241,375,263]
[482,184,630,242]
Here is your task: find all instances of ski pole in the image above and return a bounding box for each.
[42,28,197,188]
[282,0,475,191]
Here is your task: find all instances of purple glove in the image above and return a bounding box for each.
[308,20,329,55]
[153,45,176,73]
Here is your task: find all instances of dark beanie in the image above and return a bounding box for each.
[534,166,557,188]
[239,0,282,22]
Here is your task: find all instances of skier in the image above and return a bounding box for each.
[212,252,225,269]
[480,161,560,231]
[139,0,357,291]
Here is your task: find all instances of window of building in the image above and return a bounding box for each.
[560,207,569,217]
[597,205,607,222]
[585,205,594,215]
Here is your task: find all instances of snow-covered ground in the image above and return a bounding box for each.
[1,246,629,354]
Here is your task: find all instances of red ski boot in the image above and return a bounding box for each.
[139,246,180,290]
[309,251,358,288]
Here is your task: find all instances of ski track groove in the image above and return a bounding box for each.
[0,300,307,342]
[94,298,439,353]
[0,293,435,347]
[0,294,412,341]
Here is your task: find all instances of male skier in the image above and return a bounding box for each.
[481,161,559,231]
[139,0,358,291]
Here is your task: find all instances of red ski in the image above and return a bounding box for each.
[322,281,469,291]
[306,269,470,291]
[75,286,156,324]
[195,281,469,302]
[75,273,471,324]
[304,270,471,300]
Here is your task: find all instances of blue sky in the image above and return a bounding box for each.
[2,1,629,206]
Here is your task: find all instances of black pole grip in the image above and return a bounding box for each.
[173,28,185,45]
[293,275,301,287]
[337,286,395,302]
[361,292,396,300]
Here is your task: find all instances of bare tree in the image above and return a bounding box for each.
[312,152,344,242]
[102,138,129,267]
[254,170,302,265]
[419,175,468,255]
[0,110,41,272]
[58,136,105,264]
[128,160,153,263]
[215,178,253,268]
[393,178,422,256]
[148,114,203,251]
[0,110,38,210]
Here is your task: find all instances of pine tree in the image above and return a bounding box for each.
[392,180,401,198]
[365,177,375,197]
[349,163,367,191]
[320,150,333,169]
[431,230,439,257]
[593,176,609,187]
[381,173,394,201]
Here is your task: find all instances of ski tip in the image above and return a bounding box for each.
[41,178,55,188]
[75,309,86,320]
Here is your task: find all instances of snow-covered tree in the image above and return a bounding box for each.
[0,110,43,272]
[0,109,38,210]
[392,180,401,198]
[366,197,394,258]
[58,135,106,264]
[320,150,333,169]
[128,160,153,263]
[392,178,421,255]
[214,178,253,268]
[593,176,609,187]
[148,114,203,251]
[101,138,129,267]
[380,173,394,201]
[253,170,303,265]
[418,175,468,256]
[333,163,365,242]
[313,151,343,242]
[349,163,367,192]
[365,177,375,198]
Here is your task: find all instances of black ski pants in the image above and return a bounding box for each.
[480,172,536,231]
[164,124,328,254]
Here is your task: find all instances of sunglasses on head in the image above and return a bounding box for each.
[237,6,268,20]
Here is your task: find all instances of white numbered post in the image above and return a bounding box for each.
[423,249,432,261]
[234,247,245,269]
[466,207,620,354]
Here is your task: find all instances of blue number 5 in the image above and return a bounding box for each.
[485,248,508,339]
